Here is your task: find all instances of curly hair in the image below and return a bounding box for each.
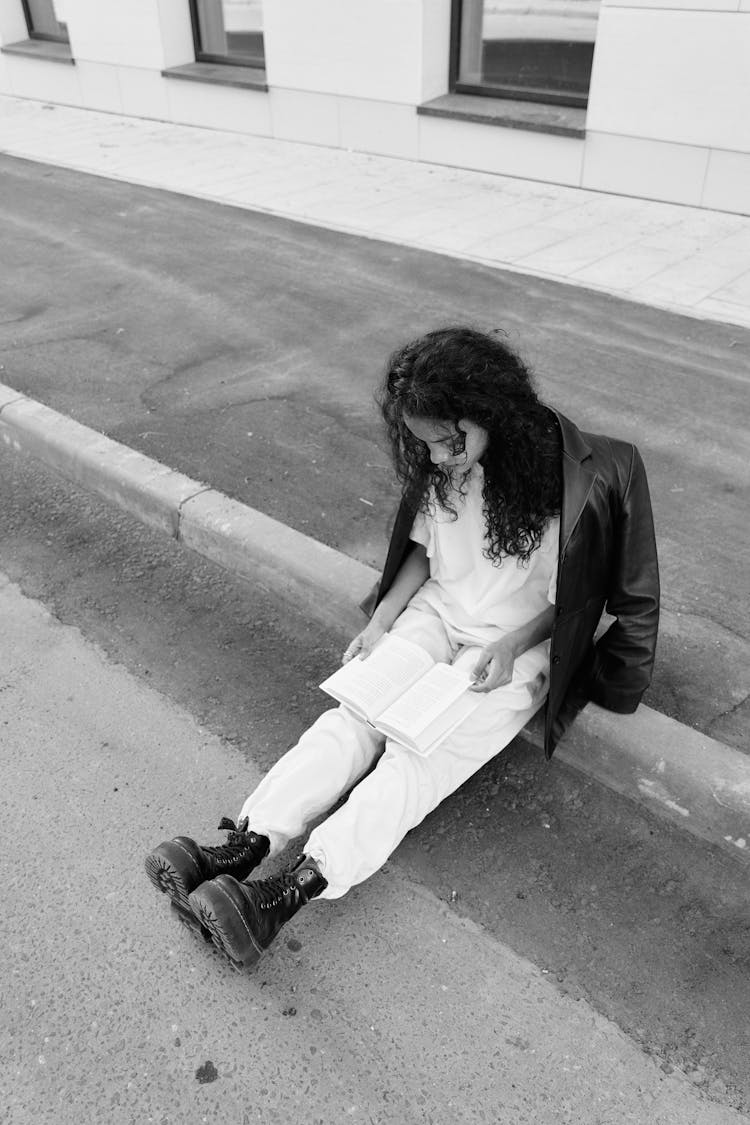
[379,326,562,563]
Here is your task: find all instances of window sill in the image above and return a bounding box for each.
[161,62,267,93]
[1,38,74,65]
[417,93,585,140]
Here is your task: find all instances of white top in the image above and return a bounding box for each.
[409,463,559,646]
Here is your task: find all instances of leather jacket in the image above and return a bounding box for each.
[362,411,660,759]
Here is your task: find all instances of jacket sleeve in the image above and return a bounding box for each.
[589,445,660,713]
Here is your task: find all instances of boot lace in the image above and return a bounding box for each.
[207,816,261,862]
[253,871,299,912]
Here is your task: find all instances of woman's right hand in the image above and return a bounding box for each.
[342,621,387,664]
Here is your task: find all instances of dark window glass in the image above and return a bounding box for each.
[22,0,69,42]
[453,0,599,107]
[190,0,265,68]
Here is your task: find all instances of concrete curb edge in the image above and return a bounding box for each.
[1,380,748,865]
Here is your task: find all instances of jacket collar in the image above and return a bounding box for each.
[554,410,597,553]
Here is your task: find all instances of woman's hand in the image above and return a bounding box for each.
[342,621,387,664]
[469,638,517,693]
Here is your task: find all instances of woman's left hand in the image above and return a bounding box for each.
[341,620,387,664]
[469,639,517,693]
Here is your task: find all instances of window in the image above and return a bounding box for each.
[189,0,265,68]
[452,0,600,107]
[21,0,69,42]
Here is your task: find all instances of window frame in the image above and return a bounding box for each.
[20,0,69,43]
[449,0,591,110]
[188,0,265,69]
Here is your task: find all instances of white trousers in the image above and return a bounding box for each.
[238,602,549,899]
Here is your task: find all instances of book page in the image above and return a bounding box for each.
[374,662,475,740]
[405,692,482,755]
[319,633,435,722]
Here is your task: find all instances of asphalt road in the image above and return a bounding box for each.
[0,156,748,751]
[2,442,749,1121]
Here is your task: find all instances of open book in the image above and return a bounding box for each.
[320,634,481,756]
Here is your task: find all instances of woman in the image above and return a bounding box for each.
[145,326,659,968]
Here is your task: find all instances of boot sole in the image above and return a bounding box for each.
[188,880,264,970]
[144,841,203,911]
[169,899,214,944]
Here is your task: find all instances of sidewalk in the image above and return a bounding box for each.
[1,94,750,330]
[5,573,747,1125]
[0,94,749,865]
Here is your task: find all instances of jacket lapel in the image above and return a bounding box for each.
[555,411,597,554]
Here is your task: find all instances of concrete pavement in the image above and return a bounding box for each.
[2,571,748,1125]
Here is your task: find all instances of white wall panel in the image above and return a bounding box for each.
[4,53,81,104]
[156,0,195,69]
[63,0,167,69]
[269,87,339,146]
[264,0,433,103]
[117,66,171,122]
[0,2,28,45]
[262,1,338,93]
[419,116,584,186]
[582,131,709,205]
[335,1,423,102]
[75,60,122,113]
[165,75,272,136]
[702,148,750,213]
[587,8,750,152]
[339,96,419,159]
[420,0,452,102]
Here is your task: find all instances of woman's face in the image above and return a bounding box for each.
[403,414,489,473]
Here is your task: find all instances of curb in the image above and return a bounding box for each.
[2,381,748,864]
[0,384,367,635]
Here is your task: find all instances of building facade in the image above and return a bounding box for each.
[0,0,748,215]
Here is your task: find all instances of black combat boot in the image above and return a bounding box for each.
[144,817,270,912]
[188,855,327,968]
